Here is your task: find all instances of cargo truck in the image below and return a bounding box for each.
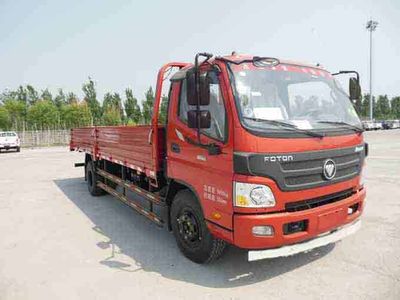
[70,53,367,263]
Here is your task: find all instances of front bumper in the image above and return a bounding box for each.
[248,219,361,261]
[0,144,18,149]
[233,187,365,249]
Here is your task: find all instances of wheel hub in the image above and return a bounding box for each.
[177,210,201,244]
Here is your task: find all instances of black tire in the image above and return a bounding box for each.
[86,160,106,196]
[16,147,20,152]
[171,190,226,264]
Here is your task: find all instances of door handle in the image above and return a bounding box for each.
[171,143,180,153]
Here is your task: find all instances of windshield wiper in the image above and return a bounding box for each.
[317,121,364,133]
[243,117,325,138]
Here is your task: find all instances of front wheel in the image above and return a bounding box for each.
[171,190,226,264]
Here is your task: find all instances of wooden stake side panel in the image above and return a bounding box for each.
[70,127,96,154]
[70,126,166,179]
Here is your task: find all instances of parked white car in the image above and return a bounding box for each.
[375,121,383,130]
[0,131,20,152]
[362,120,386,130]
[390,120,400,129]
[362,121,375,130]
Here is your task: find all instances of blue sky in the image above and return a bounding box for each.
[0,0,399,103]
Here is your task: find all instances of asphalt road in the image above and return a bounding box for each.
[0,130,399,299]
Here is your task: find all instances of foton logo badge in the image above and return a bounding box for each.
[264,155,294,163]
[323,159,336,180]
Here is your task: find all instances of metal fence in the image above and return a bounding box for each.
[16,130,70,148]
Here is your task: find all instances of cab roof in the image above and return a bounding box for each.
[170,53,327,82]
[217,53,326,70]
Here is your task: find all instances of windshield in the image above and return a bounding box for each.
[229,63,361,135]
[0,132,17,137]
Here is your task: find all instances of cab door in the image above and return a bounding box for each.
[167,68,234,230]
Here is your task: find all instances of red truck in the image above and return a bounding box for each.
[70,53,367,264]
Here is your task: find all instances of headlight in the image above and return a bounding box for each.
[234,182,275,208]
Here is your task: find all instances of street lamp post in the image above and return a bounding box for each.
[366,19,378,120]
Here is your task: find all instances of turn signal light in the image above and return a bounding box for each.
[211,211,222,220]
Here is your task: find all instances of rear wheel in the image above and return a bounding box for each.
[171,190,226,264]
[86,160,106,196]
[16,147,20,152]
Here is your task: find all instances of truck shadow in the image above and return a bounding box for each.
[54,177,334,288]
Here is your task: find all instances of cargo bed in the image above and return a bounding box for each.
[70,126,166,179]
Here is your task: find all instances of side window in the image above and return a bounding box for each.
[202,80,226,141]
[178,72,227,142]
[178,80,189,123]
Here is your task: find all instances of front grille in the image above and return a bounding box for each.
[285,189,355,212]
[285,165,359,187]
[281,153,359,171]
[282,154,361,189]
[234,144,366,191]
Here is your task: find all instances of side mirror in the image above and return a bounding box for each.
[186,72,211,106]
[187,110,211,129]
[349,77,361,100]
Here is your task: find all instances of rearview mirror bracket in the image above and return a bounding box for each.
[332,70,361,101]
[182,52,222,155]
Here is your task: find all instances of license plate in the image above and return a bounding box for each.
[318,208,346,232]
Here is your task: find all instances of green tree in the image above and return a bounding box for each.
[27,100,59,130]
[3,99,27,130]
[82,78,101,125]
[0,90,16,104]
[375,95,390,119]
[102,92,113,110]
[102,92,117,111]
[26,85,39,105]
[60,102,92,128]
[361,94,375,119]
[15,86,28,104]
[391,96,400,119]
[66,92,79,104]
[0,106,11,130]
[103,92,123,121]
[142,86,154,124]
[102,107,122,125]
[2,85,38,106]
[124,88,141,124]
[41,89,53,102]
[54,89,67,108]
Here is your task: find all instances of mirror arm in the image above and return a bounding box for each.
[194,52,213,144]
[187,52,219,155]
[332,70,361,101]
[332,70,360,83]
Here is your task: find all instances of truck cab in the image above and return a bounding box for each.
[160,53,366,261]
